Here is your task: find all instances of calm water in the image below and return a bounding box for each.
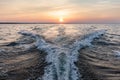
[0,24,119,44]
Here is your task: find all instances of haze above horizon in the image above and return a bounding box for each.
[0,0,120,23]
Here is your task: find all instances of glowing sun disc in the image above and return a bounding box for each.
[59,18,64,22]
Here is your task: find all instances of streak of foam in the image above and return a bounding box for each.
[19,29,106,80]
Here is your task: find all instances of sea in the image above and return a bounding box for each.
[0,24,120,80]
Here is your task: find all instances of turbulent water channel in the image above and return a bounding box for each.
[19,28,106,80]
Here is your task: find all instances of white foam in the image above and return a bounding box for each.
[113,50,120,58]
[19,30,106,80]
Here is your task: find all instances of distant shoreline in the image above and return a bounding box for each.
[0,22,120,24]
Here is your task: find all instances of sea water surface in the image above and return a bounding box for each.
[0,24,120,80]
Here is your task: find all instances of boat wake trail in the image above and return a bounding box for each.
[19,30,106,80]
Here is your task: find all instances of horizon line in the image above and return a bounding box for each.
[0,22,120,24]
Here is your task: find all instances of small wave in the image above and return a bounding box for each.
[113,50,120,58]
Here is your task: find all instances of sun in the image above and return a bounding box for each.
[59,17,64,22]
[49,10,69,23]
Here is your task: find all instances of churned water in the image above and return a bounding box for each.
[0,24,120,80]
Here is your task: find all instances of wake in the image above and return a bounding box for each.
[19,30,106,80]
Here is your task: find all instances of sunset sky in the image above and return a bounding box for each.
[0,0,120,23]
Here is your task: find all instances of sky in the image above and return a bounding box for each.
[0,0,120,23]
